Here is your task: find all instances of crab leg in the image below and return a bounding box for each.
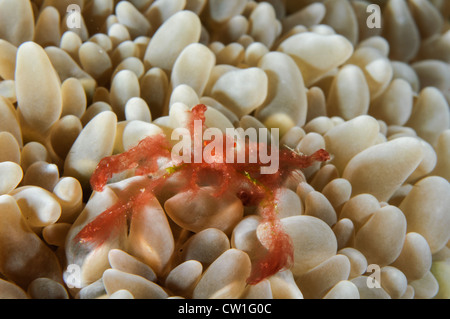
[90,134,171,192]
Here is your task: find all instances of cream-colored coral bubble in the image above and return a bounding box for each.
[144,10,201,72]
[178,228,230,268]
[282,215,337,277]
[211,67,268,118]
[417,31,450,64]
[412,59,450,105]
[304,116,335,135]
[244,42,269,67]
[432,130,450,181]
[165,186,244,235]
[332,218,354,250]
[79,102,112,127]
[256,51,308,135]
[231,215,265,263]
[342,137,424,201]
[110,40,139,67]
[409,271,439,299]
[122,120,163,151]
[79,41,112,85]
[0,39,17,81]
[64,111,117,188]
[399,176,450,254]
[0,0,34,47]
[369,78,413,126]
[431,261,450,299]
[0,96,22,148]
[296,254,351,299]
[321,178,352,212]
[323,280,360,299]
[0,279,29,299]
[103,269,168,299]
[347,47,393,100]
[27,277,69,299]
[108,23,131,49]
[89,33,113,54]
[241,279,273,299]
[278,32,354,86]
[304,191,337,227]
[65,187,122,287]
[338,248,367,279]
[306,87,327,123]
[281,2,325,31]
[327,64,370,120]
[380,266,408,299]
[108,249,157,282]
[0,79,16,103]
[49,115,83,161]
[22,161,59,192]
[0,131,20,164]
[409,0,444,39]
[391,232,432,282]
[171,43,215,97]
[126,196,175,277]
[124,97,151,123]
[44,46,96,100]
[295,132,326,179]
[42,222,71,247]
[217,15,249,45]
[192,249,251,299]
[110,70,140,120]
[249,2,280,49]
[269,270,303,299]
[15,42,62,133]
[169,84,200,109]
[140,67,169,119]
[165,260,202,297]
[60,31,82,62]
[109,289,134,299]
[11,185,61,228]
[354,205,406,266]
[406,87,450,147]
[0,195,63,289]
[322,0,358,45]
[116,1,151,39]
[34,6,61,48]
[207,0,247,24]
[112,56,145,80]
[60,78,87,118]
[351,276,391,299]
[0,161,23,195]
[145,0,186,30]
[383,0,420,62]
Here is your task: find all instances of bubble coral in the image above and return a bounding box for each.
[1,0,449,300]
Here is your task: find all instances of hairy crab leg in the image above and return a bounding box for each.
[90,134,172,192]
[247,216,294,285]
[235,170,293,284]
[244,148,329,284]
[75,168,176,247]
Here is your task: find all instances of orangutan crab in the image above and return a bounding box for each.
[74,104,330,284]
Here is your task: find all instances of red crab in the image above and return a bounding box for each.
[74,104,330,285]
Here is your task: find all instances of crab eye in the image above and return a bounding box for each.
[237,190,251,205]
